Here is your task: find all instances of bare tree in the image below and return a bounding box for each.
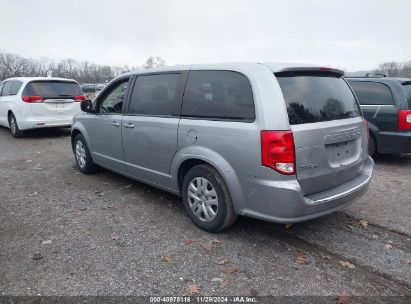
[401,61,411,78]
[142,56,166,69]
[375,61,403,77]
[0,53,30,78]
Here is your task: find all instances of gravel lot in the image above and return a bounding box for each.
[0,127,410,300]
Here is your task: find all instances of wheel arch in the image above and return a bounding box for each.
[71,122,92,154]
[71,129,82,152]
[366,121,379,153]
[171,147,245,214]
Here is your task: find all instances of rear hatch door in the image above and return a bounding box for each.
[25,80,83,119]
[275,70,369,195]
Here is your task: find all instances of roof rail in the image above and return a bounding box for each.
[364,73,387,78]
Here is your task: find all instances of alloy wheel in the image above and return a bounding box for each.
[75,140,87,168]
[187,177,219,222]
[9,116,17,135]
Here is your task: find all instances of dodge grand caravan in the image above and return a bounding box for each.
[71,63,374,232]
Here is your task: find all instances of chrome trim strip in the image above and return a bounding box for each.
[304,173,372,205]
[360,104,394,107]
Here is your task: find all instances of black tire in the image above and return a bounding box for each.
[369,135,377,157]
[74,134,97,174]
[182,164,237,232]
[8,113,25,138]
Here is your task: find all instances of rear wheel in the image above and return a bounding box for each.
[74,134,97,174]
[8,113,25,138]
[369,135,377,157]
[182,165,237,232]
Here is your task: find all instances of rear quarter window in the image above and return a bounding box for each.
[1,81,13,96]
[181,70,255,121]
[348,81,394,106]
[10,81,23,95]
[402,84,411,108]
[276,72,361,125]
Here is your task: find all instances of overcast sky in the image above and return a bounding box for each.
[1,0,410,71]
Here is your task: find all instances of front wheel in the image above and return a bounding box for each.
[182,165,237,232]
[8,113,25,138]
[74,134,97,174]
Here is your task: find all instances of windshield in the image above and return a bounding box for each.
[276,72,361,125]
[26,81,82,98]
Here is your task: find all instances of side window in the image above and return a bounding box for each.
[98,78,129,114]
[128,73,180,116]
[0,82,4,96]
[181,71,255,121]
[349,81,394,105]
[10,81,23,95]
[1,81,12,97]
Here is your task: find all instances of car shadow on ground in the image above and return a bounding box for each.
[92,165,336,235]
[372,153,411,165]
[23,127,71,138]
[0,126,71,139]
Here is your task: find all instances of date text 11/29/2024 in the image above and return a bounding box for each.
[149,296,257,303]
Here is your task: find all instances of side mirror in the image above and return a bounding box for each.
[80,100,95,113]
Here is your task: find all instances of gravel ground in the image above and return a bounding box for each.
[0,127,410,299]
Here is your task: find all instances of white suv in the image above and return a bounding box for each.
[0,77,85,137]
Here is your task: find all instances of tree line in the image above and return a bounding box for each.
[374,60,411,77]
[1,51,410,82]
[0,53,166,83]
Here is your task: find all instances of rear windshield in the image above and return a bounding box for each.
[276,72,361,125]
[25,81,82,98]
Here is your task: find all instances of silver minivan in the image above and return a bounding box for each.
[71,63,374,232]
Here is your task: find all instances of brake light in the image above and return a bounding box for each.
[21,96,44,103]
[398,110,411,131]
[74,95,86,102]
[261,131,295,175]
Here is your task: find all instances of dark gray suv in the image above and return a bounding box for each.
[72,63,374,232]
[347,76,411,156]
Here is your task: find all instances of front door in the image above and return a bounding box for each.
[85,77,131,173]
[122,72,184,188]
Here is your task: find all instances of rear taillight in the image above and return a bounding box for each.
[261,131,296,175]
[74,95,86,102]
[398,110,411,131]
[21,96,44,103]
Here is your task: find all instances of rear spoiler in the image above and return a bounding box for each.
[275,67,344,76]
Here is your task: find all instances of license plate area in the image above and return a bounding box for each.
[326,139,360,167]
[55,102,67,109]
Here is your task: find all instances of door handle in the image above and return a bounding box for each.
[111,121,120,127]
[123,123,135,129]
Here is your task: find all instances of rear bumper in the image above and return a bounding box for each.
[378,131,411,154]
[18,118,72,130]
[238,156,374,223]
